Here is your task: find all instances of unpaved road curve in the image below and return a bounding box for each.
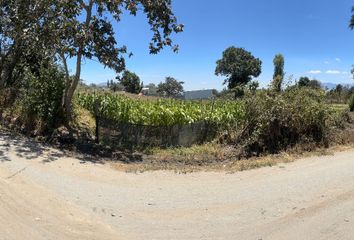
[1,130,354,240]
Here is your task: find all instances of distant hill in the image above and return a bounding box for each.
[321,82,354,90]
[97,82,108,87]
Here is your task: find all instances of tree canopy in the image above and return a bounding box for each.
[0,0,183,120]
[298,76,310,87]
[350,6,354,29]
[157,77,184,98]
[119,70,142,94]
[215,46,262,97]
[272,54,285,92]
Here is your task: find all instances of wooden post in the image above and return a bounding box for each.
[94,100,100,144]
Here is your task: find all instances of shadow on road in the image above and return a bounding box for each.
[0,129,143,164]
[0,130,66,163]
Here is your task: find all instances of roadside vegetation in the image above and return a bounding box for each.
[76,90,245,127]
[1,1,354,171]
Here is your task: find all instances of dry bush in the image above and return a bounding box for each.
[236,88,339,157]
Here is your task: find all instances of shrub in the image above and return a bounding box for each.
[238,88,334,156]
[349,94,354,112]
[21,64,65,132]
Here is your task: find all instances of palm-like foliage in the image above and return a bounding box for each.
[350,6,354,29]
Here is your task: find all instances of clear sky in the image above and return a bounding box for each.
[73,0,354,90]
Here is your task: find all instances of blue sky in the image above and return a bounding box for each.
[73,0,354,90]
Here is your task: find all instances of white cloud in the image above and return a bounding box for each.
[326,70,341,74]
[342,71,349,74]
[308,70,322,74]
[335,58,341,62]
[324,61,330,64]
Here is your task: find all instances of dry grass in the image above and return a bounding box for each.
[109,141,354,173]
[108,112,354,173]
[329,103,349,112]
[72,106,96,136]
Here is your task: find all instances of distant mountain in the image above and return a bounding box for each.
[321,82,354,90]
[97,82,108,87]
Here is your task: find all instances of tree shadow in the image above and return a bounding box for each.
[0,128,143,165]
[64,142,144,164]
[0,130,66,163]
[0,148,11,162]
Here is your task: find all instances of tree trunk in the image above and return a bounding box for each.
[0,51,21,88]
[60,52,71,118]
[62,0,94,121]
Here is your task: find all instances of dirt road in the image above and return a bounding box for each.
[1,130,354,240]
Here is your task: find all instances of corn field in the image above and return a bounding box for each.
[76,91,245,127]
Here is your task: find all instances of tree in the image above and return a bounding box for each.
[145,83,158,96]
[157,77,184,98]
[272,54,285,92]
[298,77,310,87]
[1,0,184,120]
[350,6,354,29]
[308,80,322,89]
[107,79,124,92]
[57,0,184,119]
[0,0,59,88]
[335,84,343,100]
[248,81,259,93]
[119,71,142,94]
[215,46,262,98]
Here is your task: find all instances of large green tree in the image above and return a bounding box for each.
[272,54,285,92]
[57,0,184,119]
[1,0,183,120]
[157,77,184,98]
[215,46,262,98]
[0,1,59,88]
[298,76,310,87]
[119,70,142,94]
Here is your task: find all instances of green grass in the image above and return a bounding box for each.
[329,104,349,112]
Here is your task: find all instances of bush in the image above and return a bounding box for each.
[349,94,354,112]
[21,64,65,132]
[238,88,334,156]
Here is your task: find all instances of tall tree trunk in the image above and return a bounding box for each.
[0,39,22,88]
[60,52,71,113]
[63,0,93,121]
[0,50,21,88]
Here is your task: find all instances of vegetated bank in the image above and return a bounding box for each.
[74,87,354,168]
[1,82,354,171]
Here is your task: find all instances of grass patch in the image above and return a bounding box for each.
[147,143,224,160]
[72,105,96,137]
[329,103,349,112]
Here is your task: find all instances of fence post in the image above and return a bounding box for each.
[94,100,100,144]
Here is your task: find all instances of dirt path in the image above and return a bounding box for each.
[1,130,354,239]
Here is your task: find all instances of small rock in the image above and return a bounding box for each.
[111,213,116,217]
